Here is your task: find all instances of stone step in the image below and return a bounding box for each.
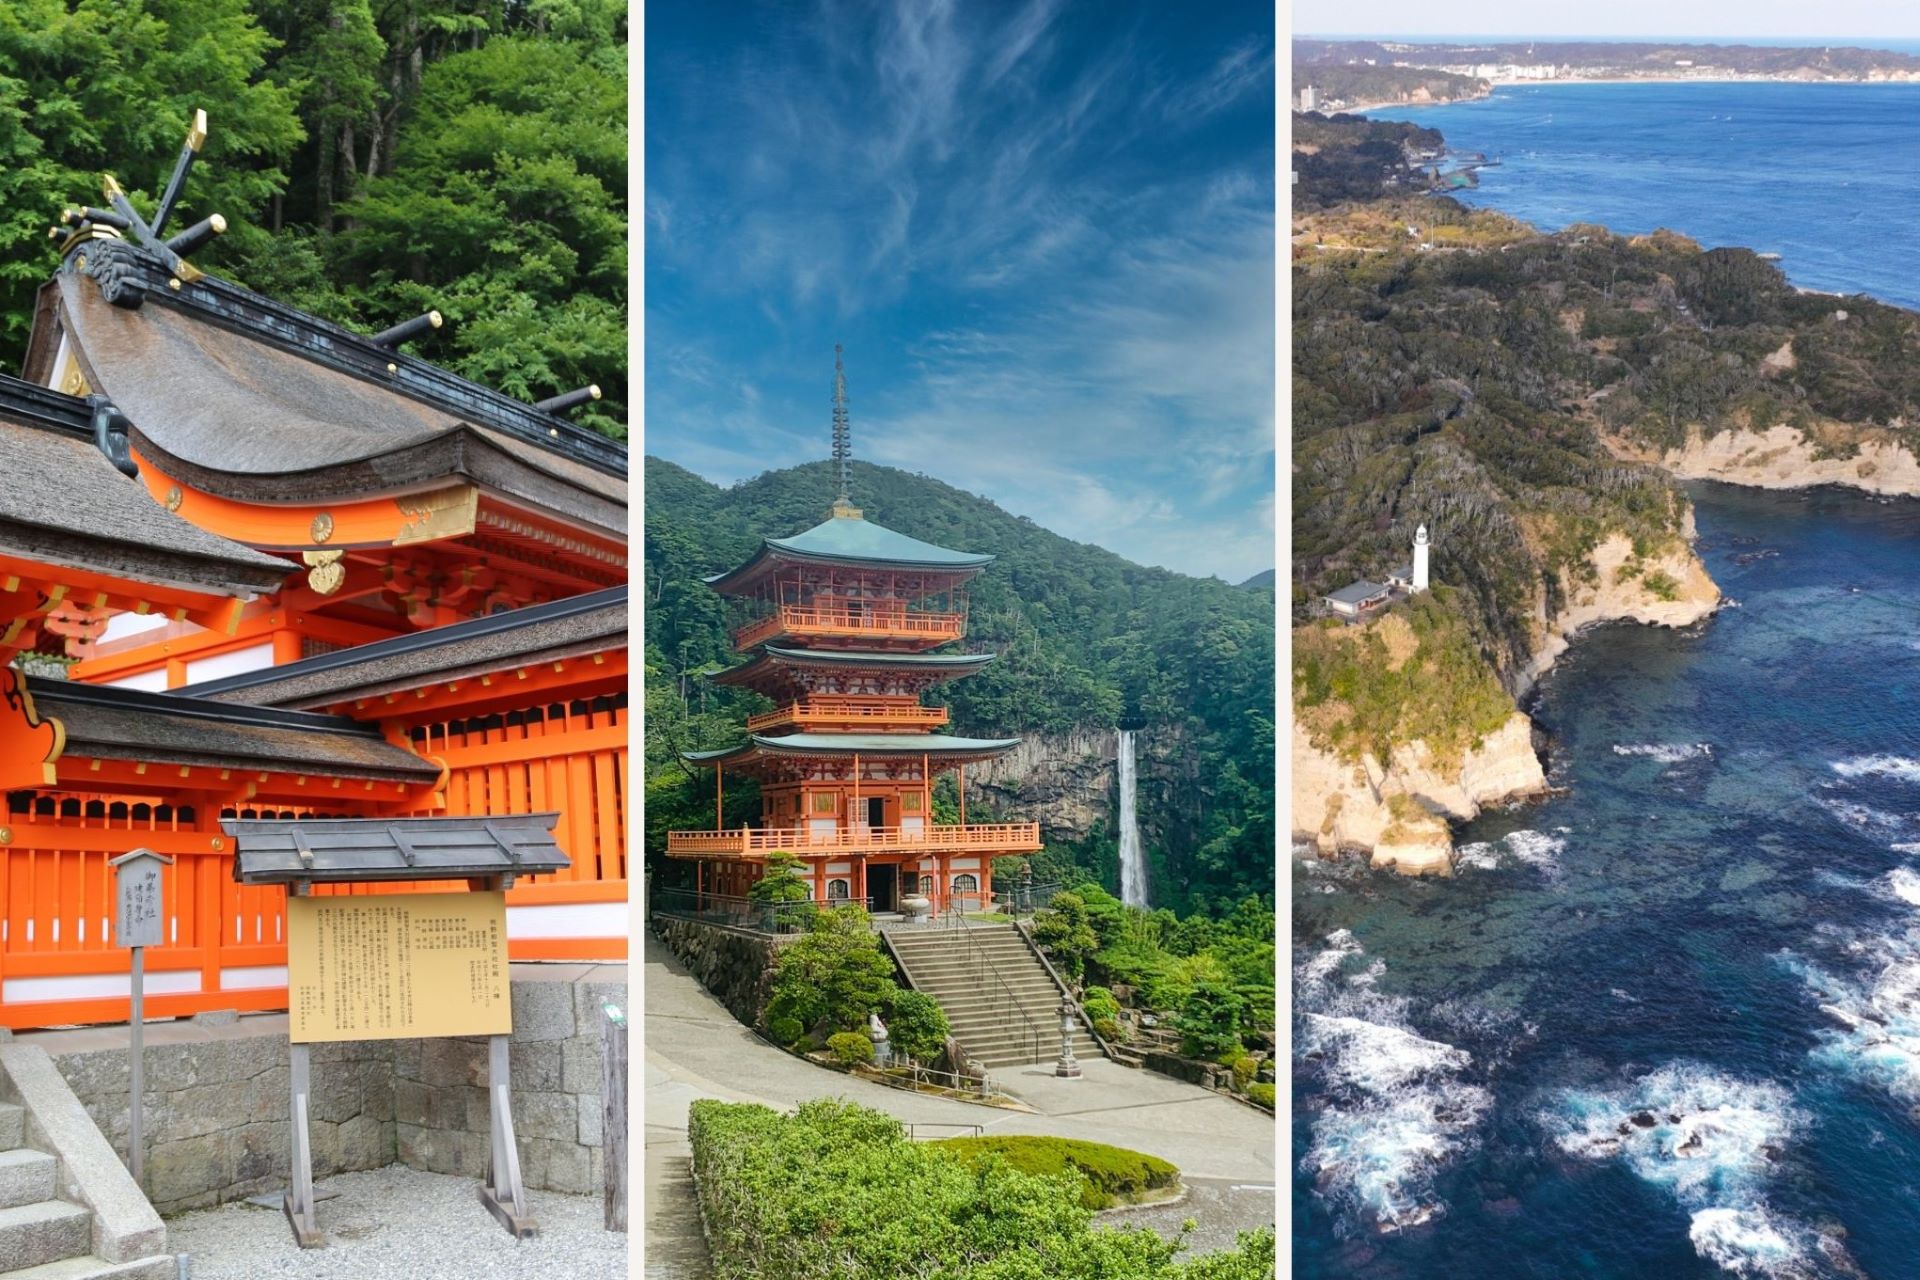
[0,1201,92,1272]
[0,1255,178,1280]
[0,1150,57,1211]
[902,964,1054,983]
[0,1105,23,1153]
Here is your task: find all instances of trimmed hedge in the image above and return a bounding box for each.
[688,1098,1275,1279]
[933,1135,1179,1210]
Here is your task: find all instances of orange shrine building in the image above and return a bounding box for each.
[665,354,1040,911]
[0,120,627,1030]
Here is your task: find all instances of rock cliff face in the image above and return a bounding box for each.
[966,724,1197,857]
[1520,522,1721,689]
[1614,423,1920,498]
[1292,713,1544,876]
[1292,526,1719,875]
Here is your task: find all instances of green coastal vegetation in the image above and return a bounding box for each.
[644,457,1275,916]
[1291,113,1920,754]
[0,0,626,438]
[689,1098,1275,1279]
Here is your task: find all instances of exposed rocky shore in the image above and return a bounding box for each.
[1612,420,1920,500]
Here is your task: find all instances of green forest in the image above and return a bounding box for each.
[0,0,626,437]
[1292,114,1920,698]
[644,457,1275,916]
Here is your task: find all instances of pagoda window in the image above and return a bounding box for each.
[920,875,935,895]
[952,873,978,894]
[827,879,850,901]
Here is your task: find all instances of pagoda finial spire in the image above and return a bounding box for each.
[830,343,860,518]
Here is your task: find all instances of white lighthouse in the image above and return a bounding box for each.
[1412,524,1431,593]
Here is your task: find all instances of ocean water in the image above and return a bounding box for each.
[1365,82,1920,309]
[1293,484,1920,1278]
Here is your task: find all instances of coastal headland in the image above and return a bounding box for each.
[1290,107,1916,873]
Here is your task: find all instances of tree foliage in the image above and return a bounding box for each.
[0,1,626,433]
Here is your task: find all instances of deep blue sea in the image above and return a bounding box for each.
[1364,82,1920,309]
[1294,484,1920,1276]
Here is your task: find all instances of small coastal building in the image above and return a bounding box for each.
[1324,580,1391,618]
[667,349,1041,914]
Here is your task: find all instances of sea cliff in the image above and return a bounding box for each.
[1292,531,1719,875]
[1611,421,1920,500]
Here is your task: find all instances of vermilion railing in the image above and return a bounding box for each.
[733,605,966,651]
[744,697,950,732]
[665,821,1041,857]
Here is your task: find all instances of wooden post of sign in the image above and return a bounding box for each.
[602,1004,628,1233]
[109,848,171,1192]
[480,1034,536,1237]
[286,1039,322,1247]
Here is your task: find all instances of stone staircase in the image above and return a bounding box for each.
[0,1047,173,1280]
[885,924,1101,1071]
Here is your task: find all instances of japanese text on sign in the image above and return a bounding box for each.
[287,892,511,1043]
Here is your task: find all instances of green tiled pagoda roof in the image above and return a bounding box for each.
[684,732,1019,766]
[705,514,992,591]
[711,646,996,686]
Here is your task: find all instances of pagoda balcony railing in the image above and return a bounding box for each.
[733,605,966,651]
[666,821,1042,857]
[745,697,951,733]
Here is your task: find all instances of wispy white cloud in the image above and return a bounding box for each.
[646,0,1275,580]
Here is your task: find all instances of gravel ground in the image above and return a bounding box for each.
[167,1164,629,1279]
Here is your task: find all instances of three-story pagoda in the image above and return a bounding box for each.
[666,351,1040,912]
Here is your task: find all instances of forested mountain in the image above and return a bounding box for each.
[644,457,1275,915]
[0,0,625,437]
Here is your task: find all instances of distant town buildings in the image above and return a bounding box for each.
[1298,84,1317,111]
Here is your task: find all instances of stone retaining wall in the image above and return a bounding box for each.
[649,914,786,1028]
[15,963,624,1216]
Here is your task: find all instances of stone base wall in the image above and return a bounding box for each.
[17,963,625,1216]
[55,1031,394,1216]
[649,915,784,1028]
[394,967,625,1195]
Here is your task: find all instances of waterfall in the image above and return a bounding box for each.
[1117,728,1147,908]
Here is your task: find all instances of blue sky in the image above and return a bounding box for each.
[644,1,1275,583]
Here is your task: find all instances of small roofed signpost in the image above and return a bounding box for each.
[227,813,570,1248]
[109,847,171,1191]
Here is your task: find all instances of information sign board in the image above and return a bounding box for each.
[287,892,511,1043]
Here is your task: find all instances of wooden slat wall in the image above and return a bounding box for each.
[0,697,630,1029]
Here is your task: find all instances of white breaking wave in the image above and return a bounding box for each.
[1832,754,1920,785]
[1888,866,1920,908]
[1547,1064,1812,1277]
[1811,794,1914,845]
[1689,1208,1810,1279]
[1457,828,1565,872]
[1614,742,1714,763]
[1296,931,1491,1234]
[1781,936,1920,1107]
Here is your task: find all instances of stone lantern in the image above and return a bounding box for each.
[1055,995,1082,1079]
[868,1010,891,1067]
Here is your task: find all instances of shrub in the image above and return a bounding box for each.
[1093,1016,1125,1043]
[1082,986,1121,1024]
[1231,1056,1259,1089]
[826,1031,873,1066]
[748,851,817,931]
[1247,1082,1275,1110]
[1176,981,1245,1060]
[766,1012,805,1046]
[1032,892,1099,981]
[764,905,899,1034]
[883,988,949,1063]
[689,1098,1257,1278]
[932,1135,1179,1211]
